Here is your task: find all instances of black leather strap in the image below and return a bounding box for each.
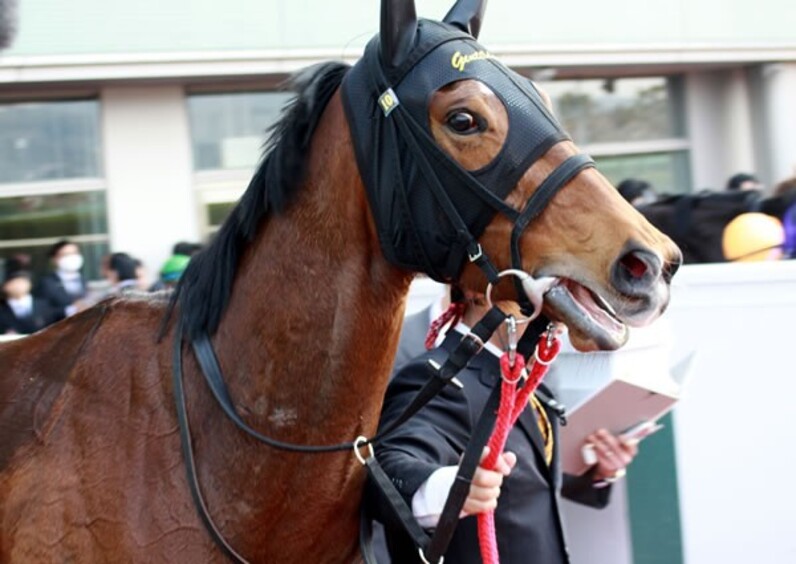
[424,317,547,562]
[510,153,595,313]
[185,308,508,456]
[424,379,503,563]
[358,355,504,564]
[175,296,513,563]
[173,311,507,562]
[372,306,506,444]
[366,456,432,553]
[438,306,505,378]
[172,323,249,563]
[192,334,352,453]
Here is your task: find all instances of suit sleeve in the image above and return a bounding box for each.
[368,356,474,525]
[561,469,612,509]
[34,276,68,320]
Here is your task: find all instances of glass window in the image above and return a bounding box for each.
[0,100,102,184]
[537,76,691,194]
[596,151,692,195]
[0,191,109,280]
[188,91,292,171]
[540,77,685,145]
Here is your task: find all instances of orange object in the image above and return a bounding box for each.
[722,213,785,262]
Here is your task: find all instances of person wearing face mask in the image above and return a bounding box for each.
[0,259,58,335]
[34,239,88,323]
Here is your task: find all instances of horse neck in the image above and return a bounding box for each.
[209,92,413,443]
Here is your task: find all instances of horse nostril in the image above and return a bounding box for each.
[620,253,649,280]
[612,248,662,296]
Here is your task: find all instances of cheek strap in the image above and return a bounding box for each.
[509,153,595,314]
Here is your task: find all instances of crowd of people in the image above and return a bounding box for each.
[0,239,202,336]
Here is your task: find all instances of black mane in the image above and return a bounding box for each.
[168,62,350,341]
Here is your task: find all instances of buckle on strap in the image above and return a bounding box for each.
[460,331,485,356]
[419,548,444,564]
[427,359,464,390]
[468,243,484,262]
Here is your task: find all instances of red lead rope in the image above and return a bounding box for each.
[424,302,466,351]
[477,331,561,564]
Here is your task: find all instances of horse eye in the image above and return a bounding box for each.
[446,111,484,135]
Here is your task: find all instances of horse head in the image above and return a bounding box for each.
[343,0,682,352]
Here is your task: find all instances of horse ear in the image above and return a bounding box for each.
[380,0,417,68]
[443,0,487,39]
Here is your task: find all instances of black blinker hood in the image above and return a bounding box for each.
[342,19,590,283]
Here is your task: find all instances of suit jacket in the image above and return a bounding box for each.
[372,331,610,564]
[34,272,87,321]
[0,298,58,335]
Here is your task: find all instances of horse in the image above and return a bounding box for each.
[638,189,796,263]
[638,190,762,263]
[0,1,681,562]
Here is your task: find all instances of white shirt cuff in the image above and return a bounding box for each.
[411,465,459,529]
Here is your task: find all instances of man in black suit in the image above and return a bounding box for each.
[0,268,58,335]
[34,239,88,322]
[372,296,637,563]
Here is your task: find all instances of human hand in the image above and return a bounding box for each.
[462,447,517,516]
[585,429,638,483]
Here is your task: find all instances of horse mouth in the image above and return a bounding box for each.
[543,279,629,352]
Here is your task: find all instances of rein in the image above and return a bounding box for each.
[171,304,509,563]
[477,327,562,564]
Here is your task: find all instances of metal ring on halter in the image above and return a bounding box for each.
[485,269,558,323]
[353,435,374,466]
[419,548,444,564]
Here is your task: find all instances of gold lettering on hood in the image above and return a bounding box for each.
[451,50,495,72]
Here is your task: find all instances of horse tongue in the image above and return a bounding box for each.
[544,283,628,352]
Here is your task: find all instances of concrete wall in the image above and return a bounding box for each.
[758,63,796,185]
[685,68,757,191]
[101,85,199,275]
[667,261,796,563]
[6,0,796,57]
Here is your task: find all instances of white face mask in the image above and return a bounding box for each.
[57,254,84,273]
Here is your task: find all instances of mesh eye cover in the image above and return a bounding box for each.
[341,19,569,281]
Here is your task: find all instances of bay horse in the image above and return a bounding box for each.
[0,1,681,562]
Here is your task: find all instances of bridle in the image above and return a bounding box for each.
[341,18,596,314]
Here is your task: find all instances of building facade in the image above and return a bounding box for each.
[1,0,795,280]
